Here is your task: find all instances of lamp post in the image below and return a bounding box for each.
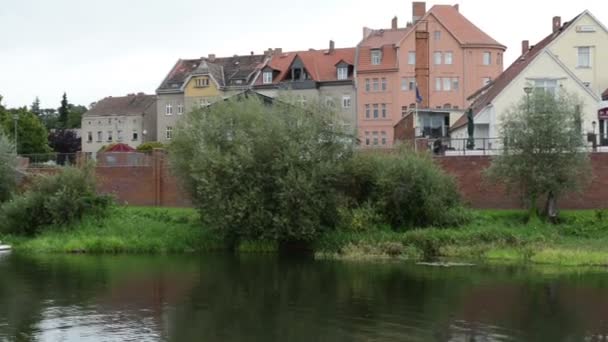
[592,121,598,152]
[524,86,533,113]
[12,113,19,154]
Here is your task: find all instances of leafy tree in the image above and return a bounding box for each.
[67,104,87,129]
[58,92,69,129]
[31,97,41,117]
[0,131,17,202]
[485,90,591,221]
[0,107,51,155]
[48,129,81,165]
[169,97,353,247]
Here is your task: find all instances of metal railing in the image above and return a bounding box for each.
[18,152,154,168]
[20,153,80,168]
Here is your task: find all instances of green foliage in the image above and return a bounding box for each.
[485,91,592,218]
[169,97,353,245]
[0,132,17,202]
[67,104,87,129]
[58,92,69,129]
[0,166,113,236]
[0,107,50,154]
[136,141,165,152]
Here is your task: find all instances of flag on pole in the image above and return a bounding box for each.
[415,86,423,104]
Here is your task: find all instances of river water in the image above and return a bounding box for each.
[1,252,608,341]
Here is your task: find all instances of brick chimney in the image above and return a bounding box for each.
[363,27,373,39]
[415,21,430,109]
[274,48,282,55]
[412,2,426,24]
[453,4,459,12]
[329,40,335,54]
[522,40,529,55]
[391,16,398,29]
[553,16,561,33]
[208,54,216,62]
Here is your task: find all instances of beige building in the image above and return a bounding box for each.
[81,94,157,154]
[452,11,608,147]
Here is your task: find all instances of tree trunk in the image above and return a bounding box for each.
[545,191,558,224]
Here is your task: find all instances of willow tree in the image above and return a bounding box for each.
[0,132,17,202]
[486,90,591,221]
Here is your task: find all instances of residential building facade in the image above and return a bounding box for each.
[357,2,506,147]
[253,42,357,132]
[156,54,268,143]
[451,11,608,146]
[81,93,157,154]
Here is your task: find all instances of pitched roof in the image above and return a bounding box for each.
[360,28,411,48]
[602,88,608,101]
[451,13,581,131]
[157,54,267,92]
[256,47,356,85]
[84,94,156,117]
[427,5,504,48]
[356,28,410,73]
[357,45,399,73]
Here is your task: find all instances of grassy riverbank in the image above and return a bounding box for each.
[3,207,608,266]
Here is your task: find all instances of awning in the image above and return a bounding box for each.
[599,101,608,120]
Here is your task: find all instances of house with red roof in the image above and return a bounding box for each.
[358,2,506,148]
[253,42,357,132]
[451,10,608,148]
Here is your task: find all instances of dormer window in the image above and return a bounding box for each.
[371,49,382,65]
[195,78,209,87]
[263,71,273,84]
[337,66,348,80]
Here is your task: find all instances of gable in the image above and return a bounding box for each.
[183,75,221,97]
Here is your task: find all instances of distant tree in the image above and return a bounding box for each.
[67,104,87,129]
[0,131,17,202]
[0,107,51,155]
[31,97,41,117]
[58,92,69,129]
[39,108,58,130]
[485,90,591,222]
[48,130,80,165]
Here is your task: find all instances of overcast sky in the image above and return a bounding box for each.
[0,0,606,109]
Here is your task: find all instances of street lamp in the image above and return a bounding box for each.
[592,121,598,152]
[12,113,19,154]
[524,87,533,113]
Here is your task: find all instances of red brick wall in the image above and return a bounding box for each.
[96,166,157,206]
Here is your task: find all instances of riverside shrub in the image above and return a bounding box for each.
[0,166,113,236]
[0,132,17,202]
[169,97,353,245]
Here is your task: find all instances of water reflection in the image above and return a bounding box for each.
[1,253,608,341]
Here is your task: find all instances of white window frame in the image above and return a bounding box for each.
[443,78,451,91]
[381,78,387,91]
[263,71,273,84]
[577,46,591,68]
[483,52,491,65]
[107,130,113,142]
[434,52,442,65]
[435,77,442,91]
[177,104,184,115]
[444,52,453,65]
[337,67,348,80]
[381,104,387,118]
[97,131,102,142]
[372,78,379,91]
[166,126,173,140]
[87,131,92,143]
[371,50,382,65]
[381,131,387,145]
[401,78,408,91]
[408,51,416,65]
[452,77,459,91]
[365,104,370,118]
[117,130,123,142]
[365,79,370,91]
[165,103,173,115]
[342,95,351,108]
[533,79,558,96]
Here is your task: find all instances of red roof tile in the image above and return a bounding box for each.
[451,13,581,130]
[357,45,399,73]
[428,5,504,48]
[359,28,411,48]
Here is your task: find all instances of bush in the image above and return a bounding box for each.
[0,132,17,202]
[0,166,113,236]
[169,97,353,245]
[136,141,165,153]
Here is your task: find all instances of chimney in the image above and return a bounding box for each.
[363,27,373,39]
[208,54,216,61]
[391,16,398,29]
[453,4,459,12]
[553,16,561,33]
[522,40,529,55]
[412,2,426,24]
[329,40,335,54]
[264,48,273,56]
[251,51,254,55]
[415,21,430,110]
[274,48,282,55]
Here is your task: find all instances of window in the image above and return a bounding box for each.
[87,132,92,143]
[337,67,348,80]
[263,71,273,84]
[372,131,379,146]
[534,79,558,96]
[177,104,184,115]
[401,78,408,91]
[381,131,387,145]
[482,77,492,86]
[199,98,210,107]
[578,47,591,68]
[408,78,416,91]
[381,104,388,118]
[117,130,123,142]
[371,49,382,65]
[452,77,459,90]
[195,78,209,87]
[97,131,102,142]
[497,52,503,65]
[434,31,441,40]
[444,52,453,65]
[166,126,173,140]
[365,104,370,119]
[365,131,370,146]
[402,106,408,117]
[365,79,370,92]
[483,52,491,65]
[401,77,416,91]
[165,103,173,115]
[434,52,442,65]
[107,131,113,142]
[372,78,379,91]
[408,51,416,65]
[435,77,442,91]
[325,97,335,107]
[342,95,351,108]
[373,104,379,118]
[443,78,451,91]
[381,78,387,91]
[132,130,139,141]
[297,95,307,106]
